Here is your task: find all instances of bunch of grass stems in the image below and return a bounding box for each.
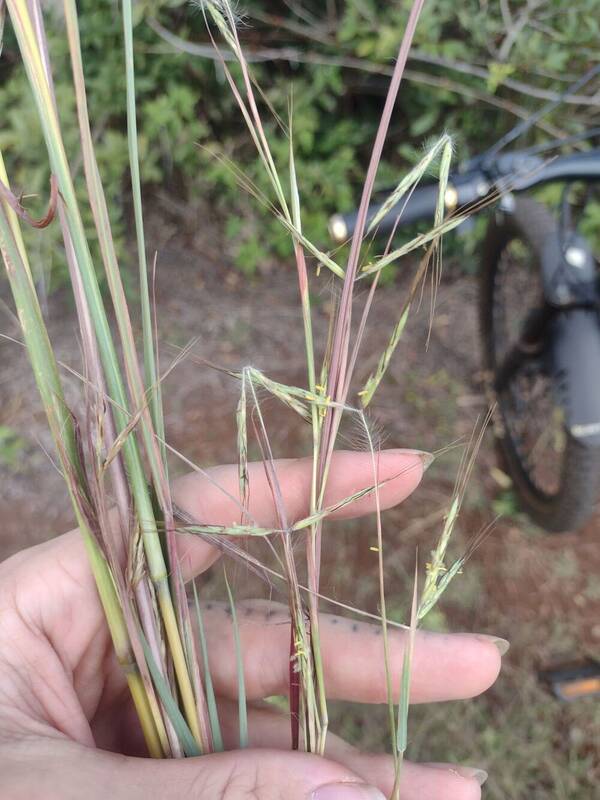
[0,0,487,795]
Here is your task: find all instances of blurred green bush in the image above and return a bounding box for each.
[1,0,597,280]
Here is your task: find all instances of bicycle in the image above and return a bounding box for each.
[329,68,600,533]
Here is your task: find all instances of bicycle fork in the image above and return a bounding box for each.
[494,219,600,447]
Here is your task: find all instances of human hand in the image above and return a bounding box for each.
[0,449,503,799]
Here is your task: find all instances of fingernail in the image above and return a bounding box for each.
[421,451,435,472]
[455,767,488,786]
[312,782,387,800]
[427,763,488,785]
[389,448,435,472]
[477,634,510,655]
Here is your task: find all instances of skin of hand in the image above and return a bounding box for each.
[0,449,505,800]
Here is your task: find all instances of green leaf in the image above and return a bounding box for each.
[486,61,515,93]
[224,571,248,749]
[139,630,202,757]
[192,582,224,752]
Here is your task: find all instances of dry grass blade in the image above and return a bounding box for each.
[0,172,57,228]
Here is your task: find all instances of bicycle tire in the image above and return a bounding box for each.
[480,196,600,532]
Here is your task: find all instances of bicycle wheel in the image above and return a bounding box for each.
[480,196,600,532]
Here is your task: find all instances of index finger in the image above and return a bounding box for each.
[173,448,428,580]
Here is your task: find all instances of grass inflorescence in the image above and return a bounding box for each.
[0,0,489,795]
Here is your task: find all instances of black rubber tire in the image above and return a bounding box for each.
[480,196,600,532]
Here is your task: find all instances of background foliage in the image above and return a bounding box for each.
[1,0,598,280]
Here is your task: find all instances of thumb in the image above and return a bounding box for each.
[117,747,387,800]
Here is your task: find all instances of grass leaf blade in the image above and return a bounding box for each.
[140,629,202,757]
[224,570,248,748]
[193,582,224,751]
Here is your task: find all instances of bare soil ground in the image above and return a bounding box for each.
[1,208,599,798]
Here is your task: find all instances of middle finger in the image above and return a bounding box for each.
[199,600,504,705]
